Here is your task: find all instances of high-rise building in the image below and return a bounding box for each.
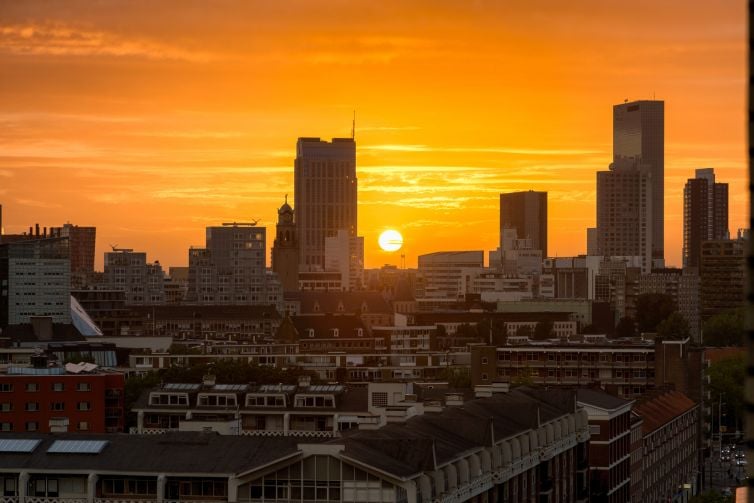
[499,191,547,257]
[417,251,484,299]
[683,168,729,268]
[325,230,364,291]
[187,223,281,309]
[596,161,653,273]
[294,137,357,271]
[613,100,664,261]
[104,249,165,305]
[271,196,300,292]
[50,223,96,289]
[700,235,745,321]
[0,237,71,326]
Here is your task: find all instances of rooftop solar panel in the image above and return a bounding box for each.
[0,439,41,453]
[164,383,200,391]
[48,440,109,454]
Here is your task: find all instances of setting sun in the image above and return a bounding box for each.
[378,229,404,252]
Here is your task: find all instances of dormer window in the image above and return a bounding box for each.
[357,328,363,337]
[308,329,315,338]
[332,328,339,338]
[337,301,345,312]
[313,302,320,313]
[361,302,368,313]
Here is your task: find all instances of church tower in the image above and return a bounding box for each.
[271,195,300,292]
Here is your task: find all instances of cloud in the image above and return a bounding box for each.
[0,23,214,62]
[14,198,61,209]
[363,144,605,156]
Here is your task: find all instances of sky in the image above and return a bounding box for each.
[0,0,747,270]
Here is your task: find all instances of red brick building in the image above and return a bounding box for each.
[0,364,124,433]
[576,388,633,503]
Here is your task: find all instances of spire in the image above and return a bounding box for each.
[351,110,356,140]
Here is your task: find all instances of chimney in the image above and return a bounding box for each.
[35,223,40,237]
[0,203,3,240]
[29,226,33,236]
[43,227,47,237]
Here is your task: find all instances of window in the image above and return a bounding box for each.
[25,402,39,412]
[0,403,11,412]
[26,421,38,432]
[371,392,388,407]
[589,425,601,435]
[77,382,91,392]
[0,384,12,393]
[78,421,89,431]
[308,329,315,338]
[51,402,65,411]
[0,423,11,432]
[77,402,91,411]
[481,357,488,365]
[52,383,64,392]
[26,383,39,392]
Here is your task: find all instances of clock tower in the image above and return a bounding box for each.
[271,195,300,292]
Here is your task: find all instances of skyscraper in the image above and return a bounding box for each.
[613,100,664,261]
[499,191,547,257]
[50,223,96,289]
[595,160,653,273]
[683,168,729,268]
[294,137,357,271]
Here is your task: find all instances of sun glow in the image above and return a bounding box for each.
[378,229,403,252]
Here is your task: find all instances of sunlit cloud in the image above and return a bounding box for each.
[0,23,214,62]
[363,144,606,156]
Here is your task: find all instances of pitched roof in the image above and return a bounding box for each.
[291,314,367,339]
[285,291,392,315]
[0,432,301,474]
[129,305,281,321]
[576,388,632,411]
[633,390,697,434]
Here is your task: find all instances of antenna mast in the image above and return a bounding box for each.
[351,110,356,140]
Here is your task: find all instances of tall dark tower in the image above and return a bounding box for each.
[499,191,548,257]
[613,100,665,262]
[294,137,357,271]
[271,195,300,292]
[683,168,729,268]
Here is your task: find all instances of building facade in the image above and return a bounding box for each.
[103,249,165,305]
[683,168,729,268]
[613,100,664,262]
[50,224,96,289]
[499,191,548,257]
[271,197,300,292]
[294,137,357,272]
[417,251,484,299]
[0,237,71,326]
[699,237,746,320]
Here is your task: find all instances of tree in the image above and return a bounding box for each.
[689,490,733,503]
[703,308,744,347]
[635,293,676,333]
[533,320,554,340]
[511,367,535,388]
[656,312,690,340]
[437,367,471,388]
[614,317,636,338]
[708,355,745,434]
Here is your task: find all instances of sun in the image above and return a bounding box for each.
[378,229,403,252]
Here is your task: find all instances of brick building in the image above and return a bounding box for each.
[0,362,124,433]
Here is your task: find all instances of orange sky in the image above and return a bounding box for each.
[0,0,747,270]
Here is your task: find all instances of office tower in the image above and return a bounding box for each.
[586,227,598,256]
[187,223,273,306]
[683,168,729,268]
[596,161,653,273]
[104,248,165,305]
[294,137,357,271]
[0,237,71,326]
[613,100,664,260]
[499,191,547,257]
[51,223,96,288]
[271,197,300,292]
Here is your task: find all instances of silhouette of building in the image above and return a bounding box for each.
[103,249,165,305]
[271,196,300,292]
[499,191,547,257]
[700,235,746,320]
[50,223,96,288]
[596,161,653,273]
[294,137,357,271]
[683,168,729,268]
[613,100,665,262]
[187,223,280,308]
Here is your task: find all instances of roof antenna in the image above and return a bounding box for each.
[351,110,356,140]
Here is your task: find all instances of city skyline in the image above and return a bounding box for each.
[0,0,747,269]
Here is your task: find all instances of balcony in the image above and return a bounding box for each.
[25,499,87,503]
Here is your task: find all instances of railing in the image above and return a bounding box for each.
[241,429,335,438]
[25,498,87,503]
[0,497,18,503]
